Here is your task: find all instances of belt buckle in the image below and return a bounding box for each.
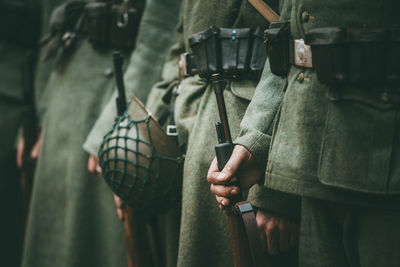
[166,125,178,137]
[294,39,313,68]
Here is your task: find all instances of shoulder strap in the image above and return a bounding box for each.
[248,0,280,22]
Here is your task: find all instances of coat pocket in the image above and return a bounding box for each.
[318,87,400,194]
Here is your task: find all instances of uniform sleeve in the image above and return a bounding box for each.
[234,60,285,171]
[234,60,301,220]
[82,0,183,156]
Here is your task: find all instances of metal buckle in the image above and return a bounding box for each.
[179,52,197,78]
[178,53,189,78]
[166,125,178,137]
[294,39,313,68]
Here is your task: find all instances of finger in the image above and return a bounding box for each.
[16,137,25,168]
[266,221,280,255]
[216,196,230,207]
[208,172,239,185]
[210,184,240,198]
[256,211,268,252]
[113,194,124,209]
[208,145,250,184]
[95,164,102,177]
[117,208,124,221]
[207,157,219,178]
[31,131,43,159]
[88,156,96,173]
[219,145,250,179]
[208,158,232,184]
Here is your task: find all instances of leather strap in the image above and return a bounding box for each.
[248,0,280,22]
[236,201,267,267]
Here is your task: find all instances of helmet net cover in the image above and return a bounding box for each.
[98,98,183,214]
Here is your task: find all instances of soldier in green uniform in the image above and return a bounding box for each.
[83,0,182,266]
[0,0,42,265]
[140,0,300,266]
[208,0,400,266]
[22,1,146,266]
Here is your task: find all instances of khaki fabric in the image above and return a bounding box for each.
[300,197,400,267]
[83,0,182,156]
[237,0,400,207]
[235,0,400,266]
[144,0,300,266]
[22,36,127,267]
[82,2,182,265]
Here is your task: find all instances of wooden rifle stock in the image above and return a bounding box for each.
[124,208,154,267]
[212,74,266,267]
[113,51,163,267]
[213,74,254,267]
[113,51,140,267]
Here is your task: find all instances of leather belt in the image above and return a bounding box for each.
[290,39,313,68]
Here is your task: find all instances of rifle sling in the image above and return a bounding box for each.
[236,201,267,267]
[247,0,280,22]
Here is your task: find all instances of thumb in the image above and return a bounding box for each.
[217,145,250,182]
[31,131,43,159]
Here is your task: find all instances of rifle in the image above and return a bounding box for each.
[212,73,267,267]
[112,51,158,267]
[20,51,39,233]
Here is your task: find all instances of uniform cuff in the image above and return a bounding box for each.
[234,129,271,173]
[247,184,301,220]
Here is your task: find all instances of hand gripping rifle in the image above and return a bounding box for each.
[20,51,39,233]
[212,73,268,267]
[113,52,164,267]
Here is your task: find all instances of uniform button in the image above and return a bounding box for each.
[297,72,304,83]
[301,11,310,23]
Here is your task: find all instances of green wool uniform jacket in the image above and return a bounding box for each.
[83,0,182,156]
[145,0,299,266]
[0,0,43,264]
[82,1,183,266]
[22,1,138,266]
[236,0,400,210]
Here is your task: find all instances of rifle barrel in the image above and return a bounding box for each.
[113,51,127,116]
[211,74,232,143]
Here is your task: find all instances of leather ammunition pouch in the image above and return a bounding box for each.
[305,27,400,87]
[264,22,400,87]
[185,26,267,79]
[40,0,142,61]
[264,21,291,77]
[0,0,40,47]
[84,2,141,50]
